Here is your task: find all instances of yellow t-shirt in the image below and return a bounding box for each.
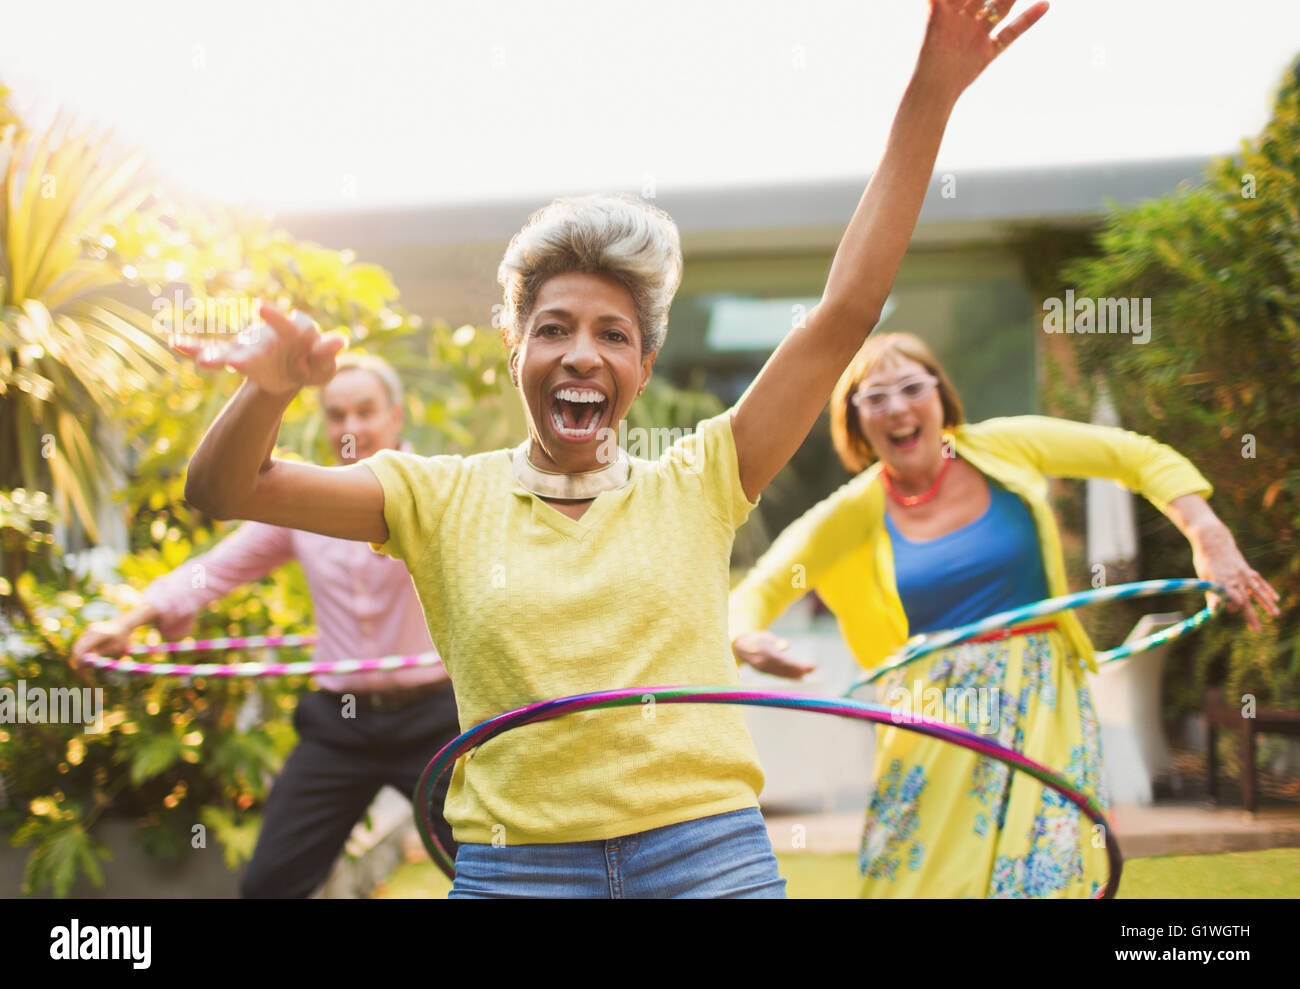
[365,411,766,845]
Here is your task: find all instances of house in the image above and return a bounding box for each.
[278,156,1213,542]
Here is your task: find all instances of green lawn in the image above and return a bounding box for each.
[371,847,1300,898]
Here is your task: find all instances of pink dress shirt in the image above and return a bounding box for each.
[143,519,447,694]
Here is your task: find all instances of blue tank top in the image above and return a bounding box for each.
[884,476,1049,636]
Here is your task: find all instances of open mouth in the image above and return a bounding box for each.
[888,426,922,450]
[549,386,609,441]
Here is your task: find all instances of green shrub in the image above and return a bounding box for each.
[1045,59,1300,719]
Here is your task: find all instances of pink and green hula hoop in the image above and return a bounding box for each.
[81,633,441,677]
[414,686,1124,898]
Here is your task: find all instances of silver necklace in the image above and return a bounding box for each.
[511,443,631,500]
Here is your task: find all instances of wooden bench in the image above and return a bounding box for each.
[1205,690,1300,812]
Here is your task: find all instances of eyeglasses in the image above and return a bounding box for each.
[850,374,940,415]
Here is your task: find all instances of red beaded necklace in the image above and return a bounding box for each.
[881,454,953,507]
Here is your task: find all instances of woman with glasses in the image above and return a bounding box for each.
[730,332,1278,898]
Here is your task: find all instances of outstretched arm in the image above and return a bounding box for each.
[182,304,388,543]
[970,414,1281,630]
[71,522,295,663]
[732,0,1048,501]
[728,478,871,676]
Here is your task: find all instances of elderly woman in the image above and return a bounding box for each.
[181,1,1050,897]
[730,331,1280,898]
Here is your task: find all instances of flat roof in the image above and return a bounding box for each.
[278,156,1216,254]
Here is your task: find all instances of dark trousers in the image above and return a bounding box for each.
[240,685,461,898]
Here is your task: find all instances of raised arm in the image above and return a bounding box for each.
[732,0,1048,501]
[966,415,1216,513]
[181,304,388,543]
[969,415,1282,631]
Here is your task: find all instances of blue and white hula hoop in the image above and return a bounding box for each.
[844,578,1226,696]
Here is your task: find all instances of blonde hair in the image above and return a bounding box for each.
[830,332,965,474]
[497,192,683,355]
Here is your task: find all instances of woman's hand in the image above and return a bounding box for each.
[181,302,386,541]
[732,631,817,680]
[1189,520,1281,632]
[175,303,346,398]
[915,0,1049,103]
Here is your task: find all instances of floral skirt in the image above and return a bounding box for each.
[859,628,1112,898]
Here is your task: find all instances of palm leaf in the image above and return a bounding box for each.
[1,110,175,540]
[47,409,102,543]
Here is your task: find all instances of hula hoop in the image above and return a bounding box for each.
[844,579,1225,696]
[81,633,442,678]
[413,686,1123,899]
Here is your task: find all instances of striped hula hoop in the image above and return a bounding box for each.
[844,578,1225,696]
[414,686,1122,898]
[81,633,441,677]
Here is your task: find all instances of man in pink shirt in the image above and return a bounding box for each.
[72,354,458,897]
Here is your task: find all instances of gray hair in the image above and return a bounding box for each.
[497,192,683,356]
[328,353,404,408]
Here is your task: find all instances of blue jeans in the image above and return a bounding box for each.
[448,807,787,898]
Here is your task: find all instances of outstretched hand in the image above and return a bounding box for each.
[1191,523,1281,633]
[916,0,1050,101]
[71,620,133,665]
[732,631,818,680]
[172,303,346,398]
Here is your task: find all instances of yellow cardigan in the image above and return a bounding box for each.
[729,415,1214,674]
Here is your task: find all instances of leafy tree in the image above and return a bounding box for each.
[1051,58,1300,721]
[1,520,308,896]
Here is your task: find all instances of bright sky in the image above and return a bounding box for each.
[3,0,1298,212]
